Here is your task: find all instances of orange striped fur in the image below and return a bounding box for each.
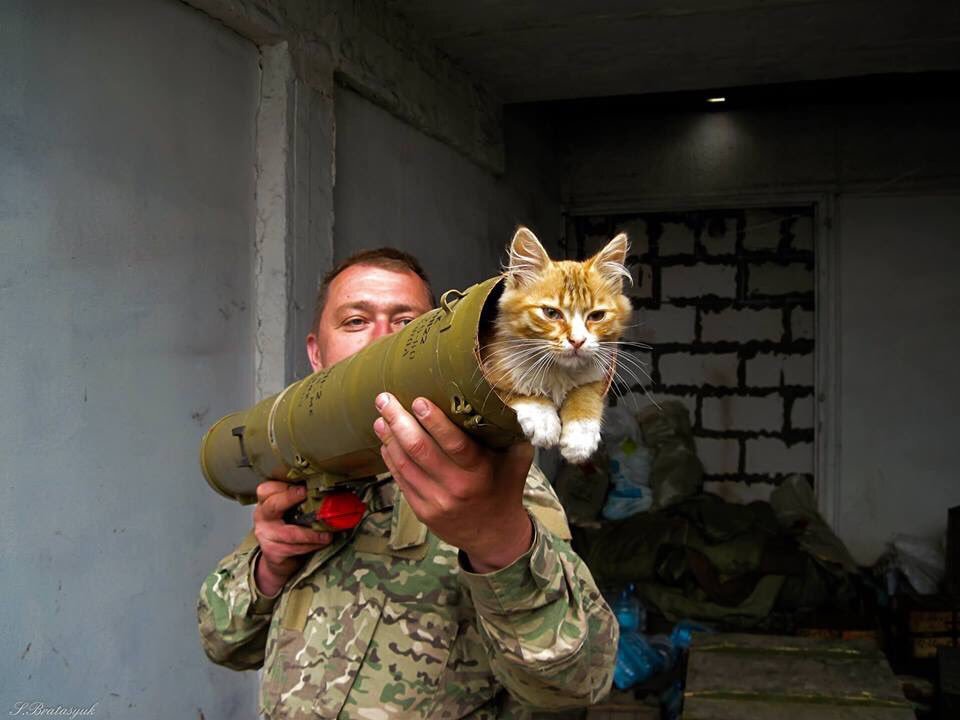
[480,227,632,463]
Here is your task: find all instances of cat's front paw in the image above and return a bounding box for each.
[560,419,602,464]
[512,400,561,448]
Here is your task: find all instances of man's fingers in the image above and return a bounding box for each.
[379,444,428,506]
[261,539,329,560]
[374,393,447,475]
[256,481,294,503]
[409,397,481,469]
[264,525,332,547]
[258,483,307,521]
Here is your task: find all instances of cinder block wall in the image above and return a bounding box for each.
[571,207,815,497]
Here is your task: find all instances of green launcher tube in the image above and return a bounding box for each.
[200,277,523,506]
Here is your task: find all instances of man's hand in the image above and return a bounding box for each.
[253,482,334,597]
[373,392,535,574]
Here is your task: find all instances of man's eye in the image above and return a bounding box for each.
[344,317,368,328]
[541,306,562,320]
[588,310,606,322]
[396,317,415,327]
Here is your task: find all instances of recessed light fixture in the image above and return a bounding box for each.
[707,97,726,103]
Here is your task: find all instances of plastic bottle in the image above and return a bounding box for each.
[612,584,646,633]
[648,633,679,671]
[612,585,660,690]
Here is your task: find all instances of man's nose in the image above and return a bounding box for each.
[372,317,393,338]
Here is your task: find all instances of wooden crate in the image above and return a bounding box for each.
[683,633,914,719]
[897,596,960,661]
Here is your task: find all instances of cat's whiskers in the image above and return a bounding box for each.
[595,351,655,391]
[592,355,631,406]
[506,351,553,398]
[473,341,546,386]
[477,345,549,386]
[530,351,557,395]
[598,340,654,352]
[593,347,662,410]
[480,349,552,409]
[596,347,653,380]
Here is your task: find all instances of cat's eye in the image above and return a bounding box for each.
[587,310,606,322]
[541,306,563,320]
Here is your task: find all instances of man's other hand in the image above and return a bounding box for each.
[253,482,333,596]
[373,393,535,574]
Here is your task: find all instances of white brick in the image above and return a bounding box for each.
[745,438,813,475]
[696,437,739,475]
[658,222,695,256]
[703,230,736,256]
[660,352,738,387]
[749,263,814,296]
[702,395,781,432]
[743,213,783,250]
[701,308,783,343]
[792,309,815,340]
[790,216,814,252]
[704,480,776,504]
[746,353,814,387]
[632,304,696,345]
[662,265,736,299]
[791,395,815,429]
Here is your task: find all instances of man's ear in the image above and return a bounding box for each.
[588,233,632,289]
[504,227,550,287]
[306,332,323,372]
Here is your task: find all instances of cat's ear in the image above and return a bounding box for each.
[505,227,550,286]
[589,233,632,288]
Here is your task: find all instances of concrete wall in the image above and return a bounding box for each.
[837,195,960,562]
[0,1,259,717]
[334,87,561,295]
[557,96,960,563]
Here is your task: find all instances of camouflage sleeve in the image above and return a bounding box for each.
[457,467,618,710]
[196,531,280,671]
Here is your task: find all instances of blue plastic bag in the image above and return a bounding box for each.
[614,632,664,690]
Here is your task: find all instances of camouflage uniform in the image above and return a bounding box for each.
[197,465,617,718]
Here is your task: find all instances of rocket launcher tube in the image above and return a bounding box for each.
[199,277,525,508]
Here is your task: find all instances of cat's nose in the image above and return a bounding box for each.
[568,337,585,349]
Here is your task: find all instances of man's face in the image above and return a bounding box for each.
[306,264,433,371]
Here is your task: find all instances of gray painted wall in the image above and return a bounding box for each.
[333,87,561,296]
[1,1,260,717]
[557,97,960,563]
[837,195,960,562]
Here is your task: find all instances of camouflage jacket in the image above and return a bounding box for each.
[197,465,617,719]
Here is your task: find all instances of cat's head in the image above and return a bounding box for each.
[496,227,632,369]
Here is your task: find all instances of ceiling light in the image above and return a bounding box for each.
[707,97,726,103]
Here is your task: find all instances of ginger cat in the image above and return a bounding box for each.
[481,227,632,464]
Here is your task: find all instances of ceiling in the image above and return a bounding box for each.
[385,0,960,103]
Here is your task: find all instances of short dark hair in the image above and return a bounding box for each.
[312,248,435,332]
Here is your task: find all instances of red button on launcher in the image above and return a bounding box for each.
[316,490,366,531]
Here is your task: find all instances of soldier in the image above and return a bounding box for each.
[197,248,618,719]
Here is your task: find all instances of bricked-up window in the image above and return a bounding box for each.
[569,207,815,493]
